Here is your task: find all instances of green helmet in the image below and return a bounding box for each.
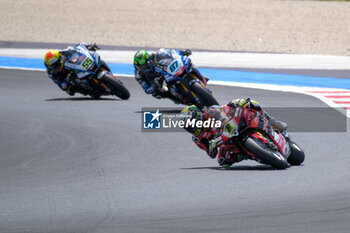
[134,49,151,71]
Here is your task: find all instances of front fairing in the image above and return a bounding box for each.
[246,111,289,156]
[269,130,289,156]
[64,45,100,78]
[155,49,191,83]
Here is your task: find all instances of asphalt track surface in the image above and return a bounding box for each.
[1,68,350,233]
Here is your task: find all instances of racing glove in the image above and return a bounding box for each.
[88,43,100,51]
[180,49,192,56]
[247,99,262,111]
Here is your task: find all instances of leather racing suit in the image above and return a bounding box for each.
[45,42,111,96]
[134,49,206,103]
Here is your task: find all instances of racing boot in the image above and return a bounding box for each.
[89,89,101,99]
[80,91,88,96]
[218,151,244,169]
[65,85,76,96]
[80,84,94,96]
[218,157,234,169]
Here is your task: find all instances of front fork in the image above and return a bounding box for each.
[91,70,110,93]
[177,74,210,103]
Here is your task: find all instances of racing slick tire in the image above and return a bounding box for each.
[287,141,305,166]
[244,136,290,169]
[102,75,130,100]
[191,82,219,108]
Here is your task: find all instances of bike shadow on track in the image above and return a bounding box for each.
[45,97,120,101]
[181,165,276,171]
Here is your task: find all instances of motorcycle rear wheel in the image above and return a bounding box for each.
[102,75,130,100]
[244,137,290,169]
[191,82,219,108]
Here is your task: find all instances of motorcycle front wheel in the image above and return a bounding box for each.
[287,141,305,166]
[102,75,130,100]
[190,82,219,108]
[244,136,290,169]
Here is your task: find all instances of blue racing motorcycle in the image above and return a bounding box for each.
[63,44,130,99]
[155,49,219,108]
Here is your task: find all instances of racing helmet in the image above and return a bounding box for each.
[134,49,151,71]
[44,49,62,71]
[227,98,247,108]
[180,105,204,135]
[227,98,261,110]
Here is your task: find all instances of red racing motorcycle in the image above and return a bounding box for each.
[216,106,305,169]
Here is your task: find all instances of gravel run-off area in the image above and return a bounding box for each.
[0,0,350,55]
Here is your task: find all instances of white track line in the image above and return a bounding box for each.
[1,48,350,117]
[2,48,350,70]
[210,80,350,118]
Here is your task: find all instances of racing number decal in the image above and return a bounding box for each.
[225,122,236,135]
[82,57,93,69]
[169,60,179,73]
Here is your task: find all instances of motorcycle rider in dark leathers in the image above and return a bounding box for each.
[44,42,111,96]
[133,48,207,103]
[181,98,288,168]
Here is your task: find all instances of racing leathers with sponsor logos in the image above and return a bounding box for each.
[44,42,111,96]
[133,48,206,103]
[182,98,287,168]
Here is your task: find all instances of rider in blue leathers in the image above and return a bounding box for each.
[44,42,111,96]
[133,49,207,102]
